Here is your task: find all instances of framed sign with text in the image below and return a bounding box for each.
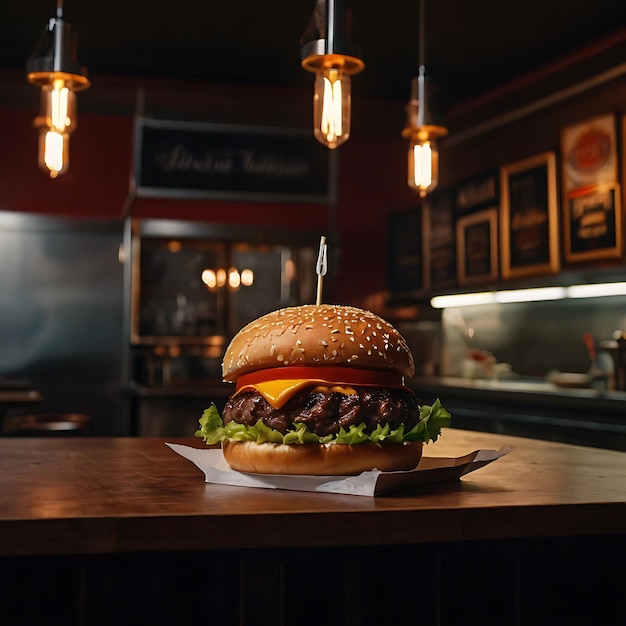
[500,152,560,279]
[561,113,618,193]
[563,184,622,261]
[561,113,621,261]
[454,171,499,216]
[133,118,331,204]
[457,208,499,285]
[423,189,457,291]
[387,208,424,295]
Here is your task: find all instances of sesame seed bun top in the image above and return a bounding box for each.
[221,304,415,381]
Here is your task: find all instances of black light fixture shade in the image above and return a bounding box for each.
[26,3,89,89]
[402,72,448,140]
[300,0,360,60]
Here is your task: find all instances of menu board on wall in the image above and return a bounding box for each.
[454,171,499,216]
[424,190,456,290]
[560,114,622,261]
[500,152,560,279]
[388,209,423,294]
[133,118,331,204]
[565,185,620,259]
[457,208,499,285]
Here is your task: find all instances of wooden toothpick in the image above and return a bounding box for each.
[315,235,327,305]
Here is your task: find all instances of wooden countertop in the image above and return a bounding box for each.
[1,429,624,557]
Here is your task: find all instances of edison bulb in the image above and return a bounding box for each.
[35,78,77,178]
[408,137,439,197]
[240,269,254,287]
[313,67,351,149]
[42,79,76,133]
[227,267,241,289]
[38,128,69,179]
[202,269,217,289]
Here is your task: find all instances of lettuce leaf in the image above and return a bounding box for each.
[404,398,451,443]
[195,399,451,446]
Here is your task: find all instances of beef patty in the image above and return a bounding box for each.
[223,387,422,437]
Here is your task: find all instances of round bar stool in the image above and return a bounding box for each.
[0,413,91,436]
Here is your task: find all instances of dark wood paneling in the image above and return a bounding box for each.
[1,537,624,626]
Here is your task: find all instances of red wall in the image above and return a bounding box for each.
[332,136,415,302]
[0,107,132,218]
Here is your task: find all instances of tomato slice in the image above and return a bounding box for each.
[235,366,405,391]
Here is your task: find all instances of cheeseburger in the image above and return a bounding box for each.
[196,304,450,475]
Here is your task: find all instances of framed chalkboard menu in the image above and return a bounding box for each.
[457,208,498,285]
[424,190,456,290]
[563,184,621,261]
[500,152,560,279]
[388,208,423,294]
[454,171,499,216]
[133,118,331,204]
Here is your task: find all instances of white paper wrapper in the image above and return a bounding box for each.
[167,443,513,497]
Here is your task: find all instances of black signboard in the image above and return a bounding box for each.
[457,208,499,285]
[425,189,457,290]
[388,209,423,294]
[564,184,622,262]
[133,118,331,204]
[454,171,499,216]
[500,152,559,279]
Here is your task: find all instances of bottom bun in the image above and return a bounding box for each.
[222,440,423,476]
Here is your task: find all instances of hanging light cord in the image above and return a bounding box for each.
[417,0,427,127]
[419,0,425,71]
[53,1,64,73]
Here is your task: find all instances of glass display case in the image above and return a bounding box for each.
[129,219,319,389]
[132,236,227,344]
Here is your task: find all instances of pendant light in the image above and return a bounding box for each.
[300,0,364,149]
[401,0,448,196]
[26,1,90,179]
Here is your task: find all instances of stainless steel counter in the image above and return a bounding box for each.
[410,376,626,451]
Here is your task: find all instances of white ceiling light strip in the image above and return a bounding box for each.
[430,282,626,308]
[494,286,566,303]
[567,282,626,299]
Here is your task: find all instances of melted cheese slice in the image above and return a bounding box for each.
[236,379,357,409]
